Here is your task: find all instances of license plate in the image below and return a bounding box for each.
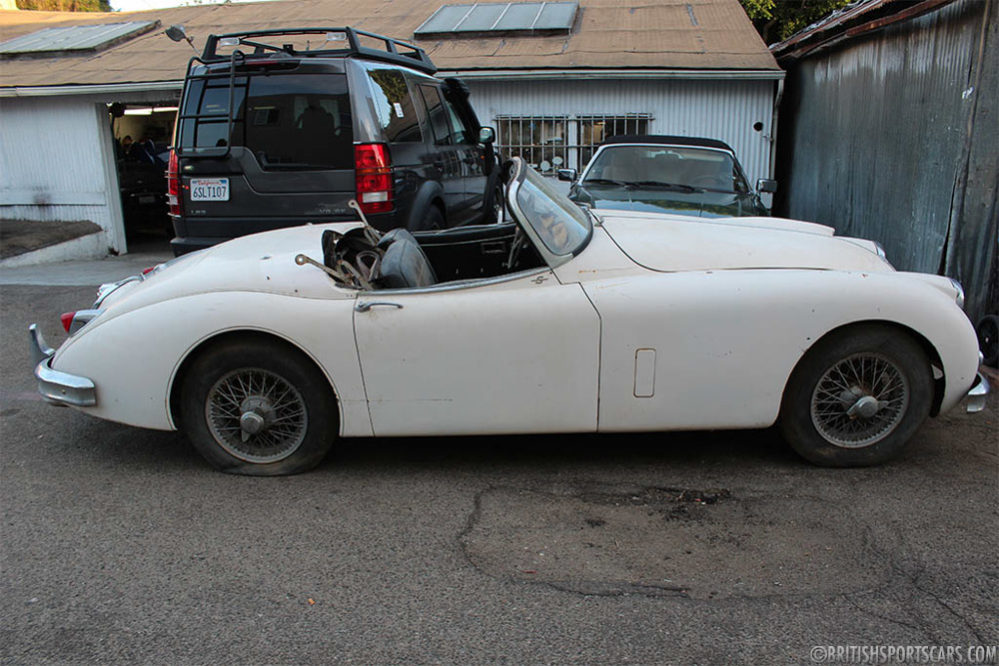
[190,178,230,201]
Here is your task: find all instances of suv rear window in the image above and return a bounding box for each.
[179,73,354,170]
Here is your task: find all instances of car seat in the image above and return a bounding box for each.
[377,228,437,289]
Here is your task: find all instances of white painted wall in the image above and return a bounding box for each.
[0,96,125,256]
[466,78,777,186]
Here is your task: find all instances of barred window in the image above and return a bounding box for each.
[496,114,652,174]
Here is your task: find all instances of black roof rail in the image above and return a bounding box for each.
[200,27,436,74]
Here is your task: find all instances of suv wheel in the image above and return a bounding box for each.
[420,206,444,231]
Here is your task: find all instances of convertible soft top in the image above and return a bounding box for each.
[600,135,734,152]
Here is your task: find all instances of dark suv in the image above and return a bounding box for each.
[168,28,501,255]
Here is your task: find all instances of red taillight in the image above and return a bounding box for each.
[142,266,156,275]
[354,143,393,214]
[60,312,75,333]
[166,149,182,217]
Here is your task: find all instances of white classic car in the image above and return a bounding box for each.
[31,158,988,475]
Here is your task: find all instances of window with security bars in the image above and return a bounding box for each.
[496,114,652,174]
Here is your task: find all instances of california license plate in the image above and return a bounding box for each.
[190,178,230,201]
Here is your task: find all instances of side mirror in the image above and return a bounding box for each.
[756,178,778,193]
[478,126,496,144]
[557,168,577,182]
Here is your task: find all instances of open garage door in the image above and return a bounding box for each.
[108,101,177,253]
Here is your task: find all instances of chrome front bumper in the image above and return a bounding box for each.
[965,371,989,413]
[29,324,96,407]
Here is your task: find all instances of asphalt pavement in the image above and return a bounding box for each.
[1,258,996,665]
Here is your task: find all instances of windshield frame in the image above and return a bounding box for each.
[506,157,593,267]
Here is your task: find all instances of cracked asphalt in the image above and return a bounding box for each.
[1,282,997,665]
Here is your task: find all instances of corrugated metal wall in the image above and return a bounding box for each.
[778,0,997,323]
[467,78,778,185]
[0,96,124,254]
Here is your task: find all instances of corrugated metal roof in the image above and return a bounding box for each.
[770,0,957,62]
[0,0,778,91]
[0,21,157,56]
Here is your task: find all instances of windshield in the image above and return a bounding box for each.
[583,145,748,194]
[515,164,592,256]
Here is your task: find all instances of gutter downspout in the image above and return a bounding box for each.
[770,77,784,181]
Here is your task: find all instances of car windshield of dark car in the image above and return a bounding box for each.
[516,166,592,256]
[583,145,749,194]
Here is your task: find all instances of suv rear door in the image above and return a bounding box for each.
[175,65,355,244]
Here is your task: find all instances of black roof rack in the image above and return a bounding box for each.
[200,27,436,74]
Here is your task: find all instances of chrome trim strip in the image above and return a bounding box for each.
[29,324,97,407]
[94,275,141,308]
[965,372,989,414]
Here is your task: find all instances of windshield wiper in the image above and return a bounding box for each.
[629,180,700,193]
[581,178,633,188]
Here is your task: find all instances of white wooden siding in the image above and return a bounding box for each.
[0,97,124,254]
[467,78,777,185]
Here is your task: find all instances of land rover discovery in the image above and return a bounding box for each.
[168,28,501,255]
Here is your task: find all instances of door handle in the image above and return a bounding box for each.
[355,301,403,313]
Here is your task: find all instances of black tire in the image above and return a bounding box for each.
[180,339,337,475]
[483,180,505,224]
[977,315,998,368]
[779,325,933,467]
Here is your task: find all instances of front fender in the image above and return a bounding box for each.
[579,267,979,432]
[50,291,371,436]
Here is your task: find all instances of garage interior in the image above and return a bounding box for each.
[108,100,177,252]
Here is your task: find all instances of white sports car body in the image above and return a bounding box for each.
[31,158,989,474]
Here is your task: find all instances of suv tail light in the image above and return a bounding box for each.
[354,143,393,214]
[166,149,182,216]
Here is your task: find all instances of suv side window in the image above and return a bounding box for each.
[366,67,423,143]
[418,84,455,147]
[441,97,470,145]
[444,95,478,145]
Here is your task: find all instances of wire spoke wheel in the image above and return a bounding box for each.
[809,352,909,449]
[205,367,308,464]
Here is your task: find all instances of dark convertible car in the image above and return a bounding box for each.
[559,135,776,218]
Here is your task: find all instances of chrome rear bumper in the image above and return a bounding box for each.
[29,324,96,407]
[964,371,989,413]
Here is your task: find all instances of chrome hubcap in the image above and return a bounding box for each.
[810,353,909,448]
[206,368,307,463]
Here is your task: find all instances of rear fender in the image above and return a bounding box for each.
[406,181,446,230]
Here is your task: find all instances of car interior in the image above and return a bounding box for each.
[313,219,545,291]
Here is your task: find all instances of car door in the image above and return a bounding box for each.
[352,270,600,437]
[417,84,466,222]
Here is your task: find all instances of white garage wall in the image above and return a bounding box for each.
[466,78,777,186]
[0,96,124,256]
